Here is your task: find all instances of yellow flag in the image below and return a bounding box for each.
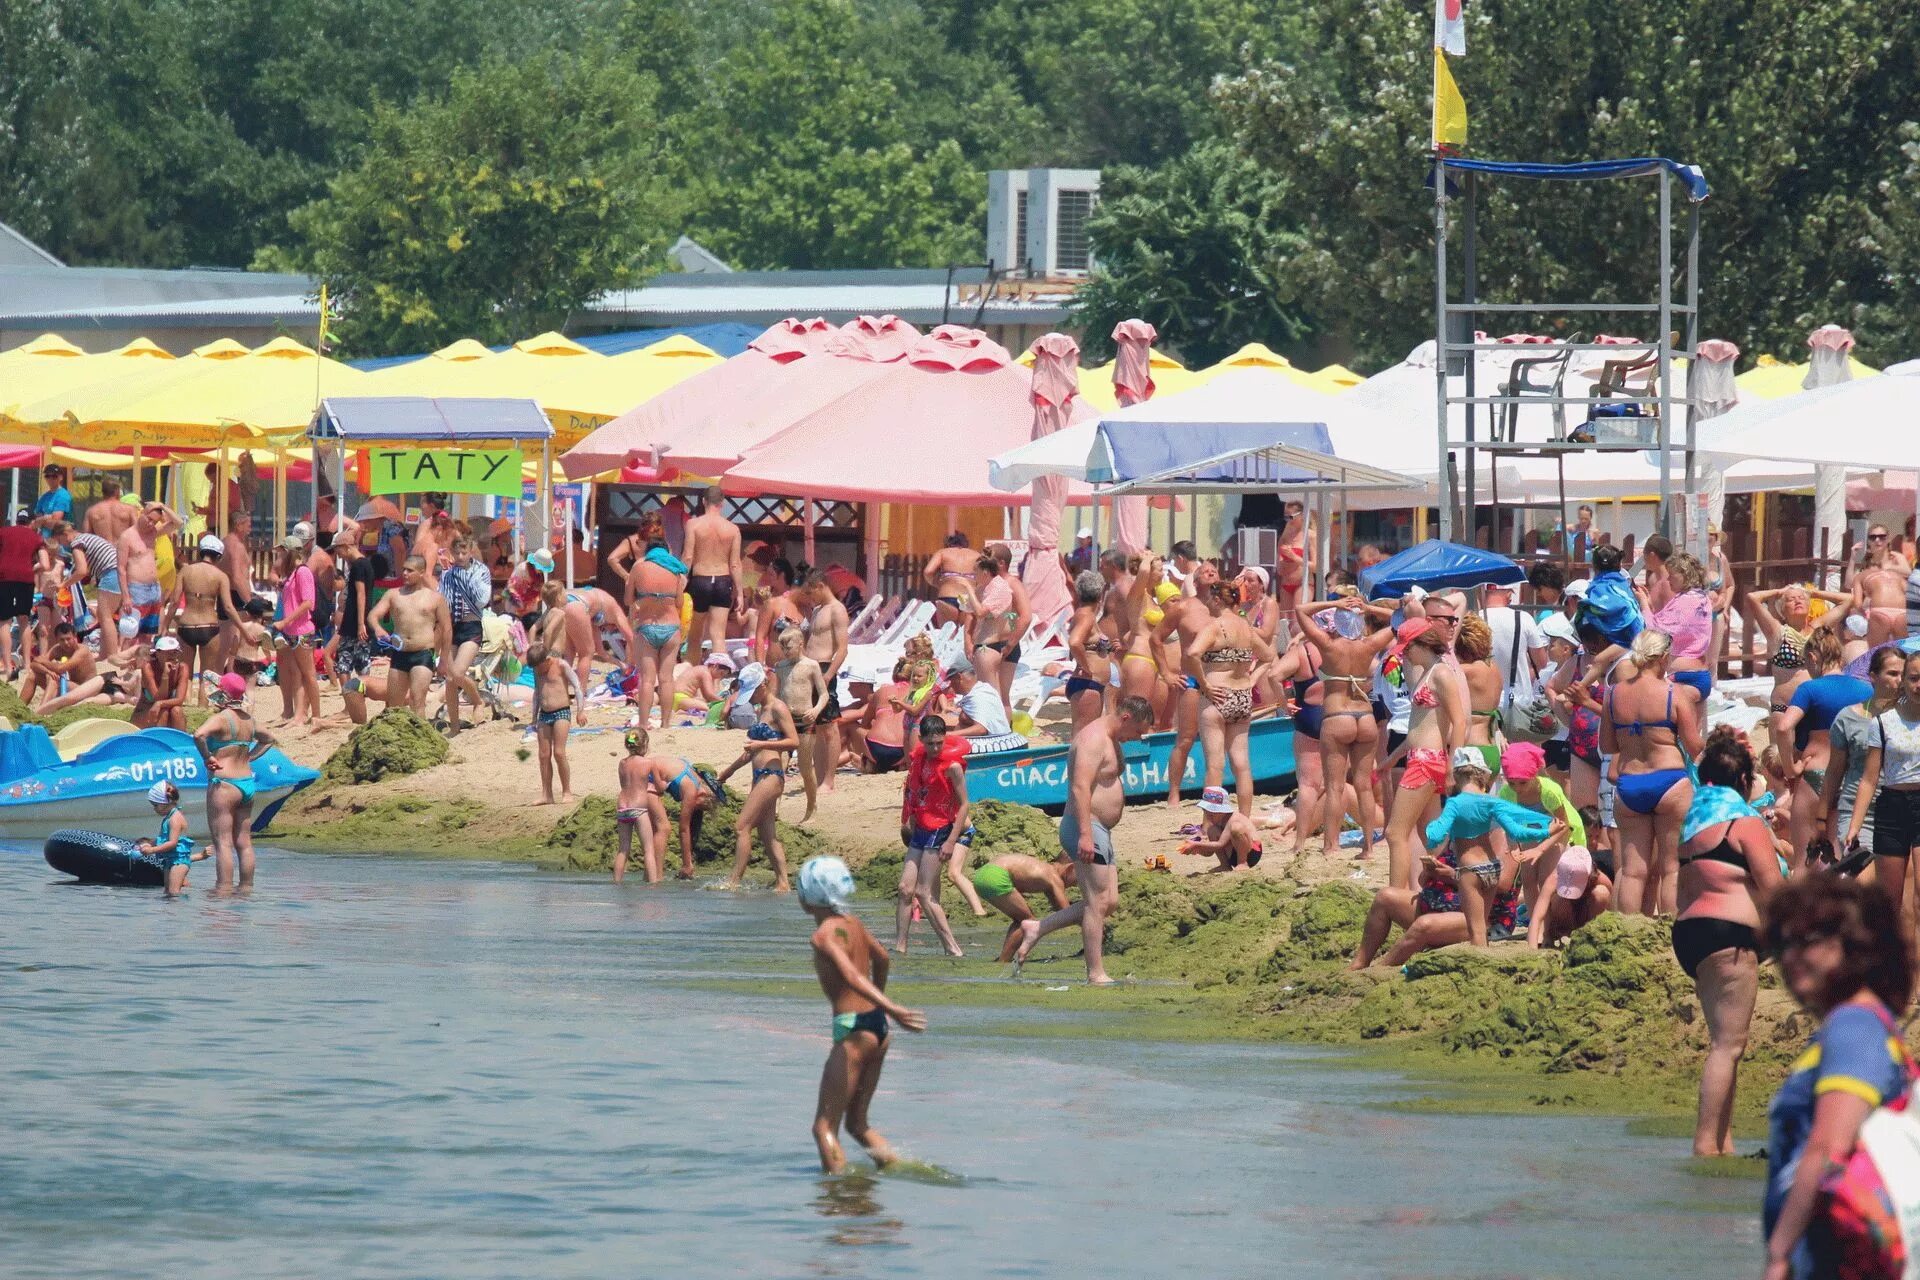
[317,282,332,354]
[1433,49,1468,148]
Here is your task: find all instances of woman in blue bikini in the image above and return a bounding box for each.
[193,671,276,891]
[716,663,798,891]
[625,534,686,732]
[1601,628,1703,917]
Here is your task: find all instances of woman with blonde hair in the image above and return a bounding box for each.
[1602,628,1705,915]
[1454,614,1503,774]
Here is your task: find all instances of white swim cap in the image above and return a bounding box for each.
[1847,614,1869,638]
[797,856,855,912]
[146,781,172,805]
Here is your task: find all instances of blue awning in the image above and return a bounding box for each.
[1359,540,1526,600]
[1095,421,1336,486]
[314,397,553,443]
[1436,157,1709,202]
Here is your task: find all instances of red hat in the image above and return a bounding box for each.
[1392,618,1433,654]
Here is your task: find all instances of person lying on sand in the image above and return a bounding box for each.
[800,856,925,1175]
[971,854,1077,961]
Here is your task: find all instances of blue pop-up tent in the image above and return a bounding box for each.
[1359,540,1525,601]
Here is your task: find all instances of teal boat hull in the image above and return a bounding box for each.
[963,715,1297,811]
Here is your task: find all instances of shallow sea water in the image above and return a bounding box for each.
[0,844,1756,1278]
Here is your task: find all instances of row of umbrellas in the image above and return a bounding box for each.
[0,331,728,453]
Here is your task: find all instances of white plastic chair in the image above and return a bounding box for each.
[845,593,886,643]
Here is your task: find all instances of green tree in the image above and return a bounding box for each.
[677,1,992,269]
[1216,0,1920,367]
[263,51,674,356]
[1072,141,1311,366]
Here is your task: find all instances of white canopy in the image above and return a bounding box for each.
[990,367,1482,503]
[1348,341,1822,504]
[1697,366,1920,470]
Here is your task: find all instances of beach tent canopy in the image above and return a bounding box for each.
[1697,367,1920,470]
[559,316,907,480]
[1735,352,1880,400]
[314,396,553,443]
[723,325,1094,506]
[1359,540,1526,601]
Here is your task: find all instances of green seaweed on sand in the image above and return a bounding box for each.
[265,793,550,859]
[321,709,448,783]
[541,783,826,874]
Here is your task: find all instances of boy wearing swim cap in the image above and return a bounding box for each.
[798,856,926,1174]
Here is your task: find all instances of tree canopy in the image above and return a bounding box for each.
[5,0,1920,365]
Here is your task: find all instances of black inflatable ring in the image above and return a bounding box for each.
[44,828,166,886]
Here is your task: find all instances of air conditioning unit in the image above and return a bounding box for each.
[987,169,1101,278]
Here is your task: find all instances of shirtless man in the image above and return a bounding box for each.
[922,532,978,629]
[1853,524,1910,646]
[776,627,829,822]
[302,520,336,649]
[680,484,742,659]
[970,853,1078,961]
[219,510,256,666]
[1013,694,1154,985]
[1064,570,1111,730]
[83,479,138,546]
[1096,549,1135,709]
[1155,561,1217,807]
[167,534,236,706]
[670,652,731,715]
[802,570,851,798]
[28,622,134,714]
[367,554,450,717]
[119,502,180,653]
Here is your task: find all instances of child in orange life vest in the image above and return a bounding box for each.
[894,716,981,955]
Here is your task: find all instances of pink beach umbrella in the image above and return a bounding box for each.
[560,316,897,479]
[1109,318,1158,555]
[1023,332,1081,625]
[826,314,921,362]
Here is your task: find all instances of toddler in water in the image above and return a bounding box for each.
[135,781,206,896]
[799,856,926,1174]
[613,728,661,884]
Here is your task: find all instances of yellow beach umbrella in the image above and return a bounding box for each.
[1076,351,1207,412]
[1737,352,1882,400]
[1304,363,1364,391]
[0,337,177,429]
[0,333,86,369]
[35,337,362,447]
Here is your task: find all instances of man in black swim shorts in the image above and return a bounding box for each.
[681,483,742,659]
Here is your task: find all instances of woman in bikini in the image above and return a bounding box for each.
[752,558,804,663]
[1851,524,1910,647]
[626,535,685,732]
[1384,617,1467,891]
[1119,556,1174,714]
[1275,501,1310,611]
[1064,570,1110,730]
[193,671,276,892]
[921,533,978,629]
[1187,578,1279,816]
[1745,582,1852,730]
[133,636,191,731]
[716,662,798,891]
[1454,615,1503,774]
[1294,595,1396,862]
[1269,632,1329,858]
[1602,628,1705,917]
[1675,730,1782,1158]
[970,553,1022,708]
[167,535,235,707]
[232,598,273,680]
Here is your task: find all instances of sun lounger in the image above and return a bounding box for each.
[845,593,887,643]
[840,600,936,687]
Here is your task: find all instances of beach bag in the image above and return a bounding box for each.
[1819,1004,1920,1280]
[1498,611,1557,743]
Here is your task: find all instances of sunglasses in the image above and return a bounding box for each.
[1425,612,1460,623]
[1871,534,1890,541]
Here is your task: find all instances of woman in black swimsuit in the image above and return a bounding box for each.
[1675,730,1783,1158]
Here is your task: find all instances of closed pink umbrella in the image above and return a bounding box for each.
[560,317,896,478]
[1109,318,1158,555]
[1022,331,1081,625]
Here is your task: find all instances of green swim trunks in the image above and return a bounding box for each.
[972,863,1016,898]
[832,1008,888,1043]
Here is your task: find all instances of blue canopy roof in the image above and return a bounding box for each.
[1097,420,1338,487]
[1359,540,1525,601]
[1437,157,1709,202]
[314,397,553,442]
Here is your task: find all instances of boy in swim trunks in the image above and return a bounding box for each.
[799,855,926,1174]
[367,554,450,718]
[895,716,975,956]
[613,728,662,883]
[972,853,1077,961]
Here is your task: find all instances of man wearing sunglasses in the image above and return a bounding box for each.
[1854,525,1909,646]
